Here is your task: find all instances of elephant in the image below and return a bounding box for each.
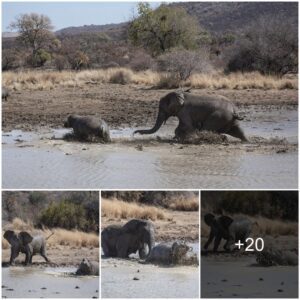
[3,230,52,265]
[64,114,111,143]
[145,241,198,265]
[101,219,155,259]
[2,87,9,101]
[203,213,253,252]
[134,90,248,142]
[76,258,99,275]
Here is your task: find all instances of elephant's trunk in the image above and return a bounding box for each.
[134,110,166,135]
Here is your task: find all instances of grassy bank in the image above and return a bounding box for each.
[3,68,297,91]
[2,218,99,249]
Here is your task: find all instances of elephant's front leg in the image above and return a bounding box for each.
[174,119,195,141]
[10,248,20,265]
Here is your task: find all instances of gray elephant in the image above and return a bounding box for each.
[64,114,111,142]
[4,230,52,265]
[145,241,197,265]
[101,219,155,259]
[203,213,253,252]
[76,258,99,275]
[134,90,248,142]
[2,87,9,101]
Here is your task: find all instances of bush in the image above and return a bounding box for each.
[109,69,133,84]
[129,49,156,71]
[39,200,87,230]
[157,48,211,81]
[156,73,181,89]
[226,15,298,75]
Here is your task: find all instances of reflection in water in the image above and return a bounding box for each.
[2,267,99,298]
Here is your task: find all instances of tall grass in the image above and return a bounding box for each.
[2,69,297,91]
[2,218,99,249]
[168,197,199,211]
[101,198,167,220]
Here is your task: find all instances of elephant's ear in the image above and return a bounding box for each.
[219,216,233,229]
[204,213,215,226]
[18,231,33,246]
[3,230,16,244]
[168,91,185,115]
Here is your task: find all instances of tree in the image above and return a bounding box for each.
[226,15,298,75]
[128,3,200,56]
[10,13,59,67]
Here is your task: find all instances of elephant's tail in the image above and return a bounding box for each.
[233,112,244,121]
[46,232,54,240]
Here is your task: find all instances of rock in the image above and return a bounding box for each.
[75,286,80,289]
[259,278,264,281]
[41,287,47,290]
[137,270,140,273]
[281,281,284,285]
[2,285,8,289]
[133,277,140,281]
[135,144,143,151]
[6,289,14,291]
[221,279,228,282]
[277,289,283,293]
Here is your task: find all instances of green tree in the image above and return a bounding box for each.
[10,13,59,67]
[128,3,200,56]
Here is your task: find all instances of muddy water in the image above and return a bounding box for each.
[2,106,298,189]
[201,258,298,298]
[2,267,99,298]
[101,243,199,298]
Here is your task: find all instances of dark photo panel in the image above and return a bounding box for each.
[2,191,99,298]
[101,190,200,298]
[201,191,298,298]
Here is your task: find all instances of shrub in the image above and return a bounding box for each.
[39,200,87,230]
[129,49,156,71]
[226,15,298,75]
[157,48,211,81]
[109,69,133,84]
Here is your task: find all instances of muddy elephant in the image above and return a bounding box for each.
[3,230,52,265]
[76,258,99,275]
[134,90,248,141]
[101,219,155,259]
[2,87,9,101]
[145,241,197,265]
[64,114,111,142]
[203,213,253,252]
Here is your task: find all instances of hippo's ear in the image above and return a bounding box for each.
[219,216,233,229]
[18,231,33,246]
[3,230,16,244]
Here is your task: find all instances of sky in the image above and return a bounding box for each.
[2,2,161,31]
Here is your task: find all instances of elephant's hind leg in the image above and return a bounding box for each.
[227,123,248,142]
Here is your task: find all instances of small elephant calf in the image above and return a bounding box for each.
[64,114,111,143]
[76,258,99,275]
[4,230,51,265]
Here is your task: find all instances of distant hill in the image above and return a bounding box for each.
[3,2,297,40]
[55,22,128,40]
[173,2,298,33]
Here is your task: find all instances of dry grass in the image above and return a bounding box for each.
[2,218,99,249]
[2,69,297,91]
[168,197,199,211]
[101,198,167,220]
[187,71,298,90]
[201,214,298,238]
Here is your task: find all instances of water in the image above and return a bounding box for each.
[2,107,298,189]
[101,242,199,298]
[2,267,99,298]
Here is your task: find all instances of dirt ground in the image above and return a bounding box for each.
[2,246,99,267]
[2,84,298,131]
[101,210,199,242]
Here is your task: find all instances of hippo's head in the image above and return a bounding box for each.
[64,114,78,128]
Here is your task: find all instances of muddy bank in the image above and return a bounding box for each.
[102,210,199,242]
[2,246,99,267]
[2,266,99,298]
[101,243,199,298]
[2,85,298,131]
[201,257,298,298]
